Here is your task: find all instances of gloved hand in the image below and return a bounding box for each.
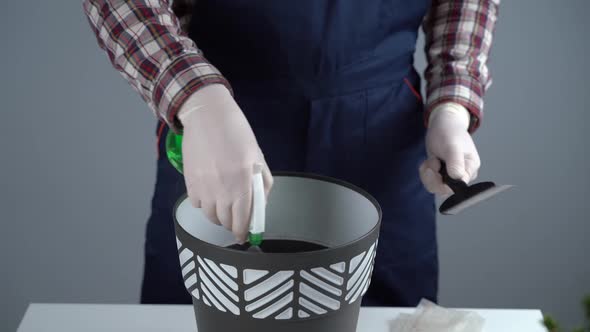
[177,84,273,242]
[419,102,481,195]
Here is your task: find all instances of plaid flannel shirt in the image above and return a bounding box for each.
[83,0,500,132]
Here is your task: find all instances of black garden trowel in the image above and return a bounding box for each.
[438,161,513,215]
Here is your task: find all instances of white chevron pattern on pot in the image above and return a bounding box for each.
[177,237,200,300]
[176,238,201,300]
[176,237,241,314]
[297,263,345,318]
[197,256,240,315]
[243,269,295,320]
[176,236,379,320]
[345,242,377,304]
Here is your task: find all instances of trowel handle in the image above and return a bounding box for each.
[439,161,468,193]
[248,170,266,245]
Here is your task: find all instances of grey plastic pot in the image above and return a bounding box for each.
[173,172,382,332]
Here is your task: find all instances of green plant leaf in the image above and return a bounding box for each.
[542,315,560,332]
[541,295,590,332]
[583,295,590,321]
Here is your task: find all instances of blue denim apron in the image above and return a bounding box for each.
[141,0,437,307]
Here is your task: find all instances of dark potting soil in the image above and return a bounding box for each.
[227,239,327,253]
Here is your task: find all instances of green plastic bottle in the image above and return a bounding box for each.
[165,130,184,174]
[165,130,263,247]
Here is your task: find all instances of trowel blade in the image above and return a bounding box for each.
[440,184,513,215]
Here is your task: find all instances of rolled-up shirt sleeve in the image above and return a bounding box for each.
[423,0,500,132]
[83,0,231,131]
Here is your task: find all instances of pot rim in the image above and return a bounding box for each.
[173,171,382,257]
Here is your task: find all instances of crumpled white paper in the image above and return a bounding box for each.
[390,299,485,332]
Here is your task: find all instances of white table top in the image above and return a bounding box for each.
[17,303,546,332]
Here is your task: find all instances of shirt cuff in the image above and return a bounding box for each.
[424,75,484,133]
[152,53,232,133]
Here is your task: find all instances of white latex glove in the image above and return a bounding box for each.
[177,84,273,242]
[419,102,481,195]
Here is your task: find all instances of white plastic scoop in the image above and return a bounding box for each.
[247,171,266,252]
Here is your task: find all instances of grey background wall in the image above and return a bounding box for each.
[1,1,588,331]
